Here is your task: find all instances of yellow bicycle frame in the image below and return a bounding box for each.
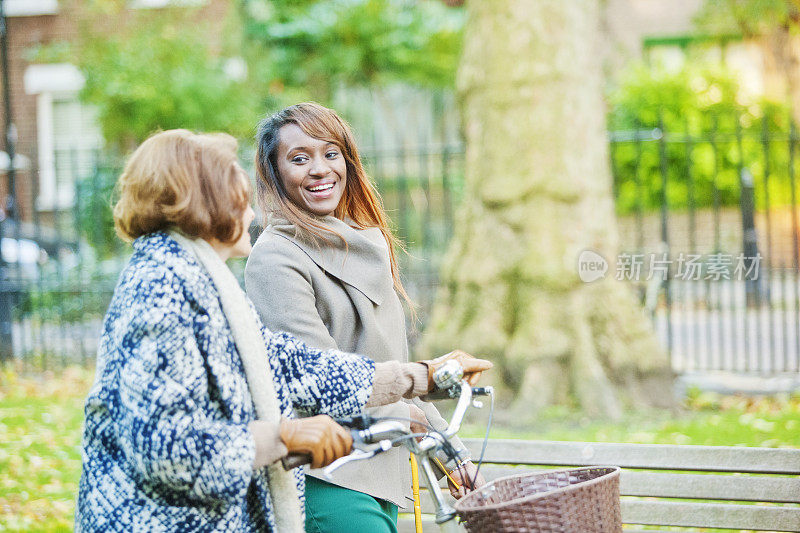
[409,455,423,533]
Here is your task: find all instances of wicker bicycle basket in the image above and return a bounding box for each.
[453,466,622,533]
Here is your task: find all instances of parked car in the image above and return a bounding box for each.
[1,237,46,278]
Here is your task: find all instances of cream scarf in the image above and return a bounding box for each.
[169,231,304,533]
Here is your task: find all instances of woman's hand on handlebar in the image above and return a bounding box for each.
[448,460,486,499]
[279,415,353,469]
[420,350,493,389]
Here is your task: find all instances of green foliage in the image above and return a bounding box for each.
[41,0,462,147]
[16,272,116,324]
[695,0,800,37]
[608,64,794,215]
[72,0,265,148]
[74,165,124,259]
[241,0,464,102]
[22,41,72,64]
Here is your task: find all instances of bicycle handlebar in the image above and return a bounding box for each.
[281,453,312,470]
[280,362,493,524]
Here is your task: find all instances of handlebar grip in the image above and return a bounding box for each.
[423,388,458,401]
[281,453,312,470]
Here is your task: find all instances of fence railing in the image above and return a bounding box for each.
[608,117,800,375]
[2,117,799,376]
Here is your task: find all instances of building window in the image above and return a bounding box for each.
[51,99,102,208]
[5,0,58,16]
[24,63,102,210]
[642,35,765,98]
[646,44,687,73]
[129,0,207,8]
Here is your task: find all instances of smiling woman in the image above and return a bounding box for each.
[251,102,405,287]
[245,103,487,533]
[276,123,347,217]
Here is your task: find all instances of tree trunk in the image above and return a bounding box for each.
[758,26,800,125]
[422,0,673,417]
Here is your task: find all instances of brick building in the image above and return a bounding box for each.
[0,0,230,231]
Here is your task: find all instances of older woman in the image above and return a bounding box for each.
[245,103,489,533]
[74,129,490,533]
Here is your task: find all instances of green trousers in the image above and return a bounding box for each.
[304,475,399,533]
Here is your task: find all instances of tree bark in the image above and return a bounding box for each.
[758,25,800,125]
[423,0,673,416]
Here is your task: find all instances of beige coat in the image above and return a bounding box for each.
[245,216,461,508]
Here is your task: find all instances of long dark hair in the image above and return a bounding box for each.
[255,102,411,305]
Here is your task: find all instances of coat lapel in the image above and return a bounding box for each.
[267,216,392,306]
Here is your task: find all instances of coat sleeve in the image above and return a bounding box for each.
[245,238,338,351]
[264,331,375,419]
[113,269,256,505]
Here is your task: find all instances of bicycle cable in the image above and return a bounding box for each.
[387,433,430,446]
[361,391,495,492]
[470,388,494,491]
[367,415,462,465]
[368,415,437,433]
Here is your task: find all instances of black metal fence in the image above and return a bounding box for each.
[0,147,125,369]
[608,116,800,375]
[2,116,799,375]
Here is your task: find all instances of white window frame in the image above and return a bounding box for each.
[5,0,58,16]
[24,63,92,210]
[129,0,206,8]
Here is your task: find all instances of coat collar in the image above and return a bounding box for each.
[266,216,392,305]
[133,231,234,294]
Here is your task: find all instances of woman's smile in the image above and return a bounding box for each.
[276,123,347,217]
[307,181,336,195]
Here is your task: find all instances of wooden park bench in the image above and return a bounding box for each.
[399,438,800,532]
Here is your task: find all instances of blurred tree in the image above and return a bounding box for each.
[696,0,800,122]
[74,167,121,259]
[240,0,463,103]
[422,0,673,416]
[66,0,267,149]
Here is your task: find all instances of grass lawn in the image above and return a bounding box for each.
[461,390,800,447]
[1,365,798,531]
[0,367,89,532]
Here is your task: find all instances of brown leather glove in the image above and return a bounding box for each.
[279,415,353,469]
[419,350,493,390]
[447,460,486,499]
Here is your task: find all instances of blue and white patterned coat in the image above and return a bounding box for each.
[75,232,375,532]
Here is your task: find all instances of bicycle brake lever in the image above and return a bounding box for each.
[336,413,376,430]
[323,440,393,479]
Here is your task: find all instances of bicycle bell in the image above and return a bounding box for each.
[432,359,464,391]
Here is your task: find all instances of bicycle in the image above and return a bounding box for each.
[284,361,622,532]
[283,359,495,525]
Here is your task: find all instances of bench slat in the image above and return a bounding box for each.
[397,514,460,533]
[621,530,702,533]
[622,471,800,503]
[397,516,438,533]
[402,502,800,533]
[621,500,800,531]
[464,466,800,503]
[419,482,800,512]
[399,519,731,533]
[463,439,800,474]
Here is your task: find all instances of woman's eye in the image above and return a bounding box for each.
[326,151,339,159]
[291,155,308,164]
